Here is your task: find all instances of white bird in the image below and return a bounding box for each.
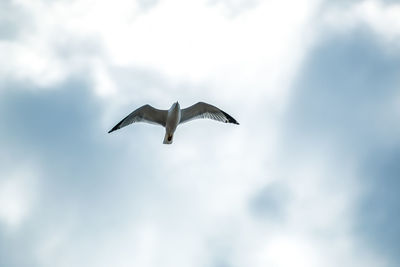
[108,102,239,144]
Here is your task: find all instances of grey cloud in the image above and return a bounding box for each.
[249,182,290,221]
[0,0,32,40]
[0,75,168,266]
[0,229,39,267]
[357,148,400,266]
[283,27,400,266]
[284,28,400,156]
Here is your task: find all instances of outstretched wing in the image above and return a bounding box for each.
[108,104,168,133]
[180,102,239,125]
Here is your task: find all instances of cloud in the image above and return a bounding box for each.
[207,0,260,17]
[249,181,290,221]
[0,78,136,266]
[1,0,400,267]
[282,25,400,267]
[0,0,31,40]
[320,0,400,46]
[0,167,39,229]
[1,0,319,106]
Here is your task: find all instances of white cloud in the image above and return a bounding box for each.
[256,235,320,267]
[1,0,319,108]
[102,0,319,103]
[0,165,39,230]
[321,0,400,46]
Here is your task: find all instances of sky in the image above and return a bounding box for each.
[0,0,400,266]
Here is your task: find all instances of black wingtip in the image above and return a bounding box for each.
[108,118,125,133]
[221,111,239,125]
[108,124,120,133]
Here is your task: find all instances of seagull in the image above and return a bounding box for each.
[108,102,239,144]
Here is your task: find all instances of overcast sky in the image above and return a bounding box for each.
[1,0,400,266]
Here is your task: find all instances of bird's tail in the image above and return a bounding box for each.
[163,132,173,144]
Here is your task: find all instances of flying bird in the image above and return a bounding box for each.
[108,102,239,144]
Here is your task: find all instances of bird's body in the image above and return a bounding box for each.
[108,101,239,144]
[163,102,181,144]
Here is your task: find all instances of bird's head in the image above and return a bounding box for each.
[170,101,180,111]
